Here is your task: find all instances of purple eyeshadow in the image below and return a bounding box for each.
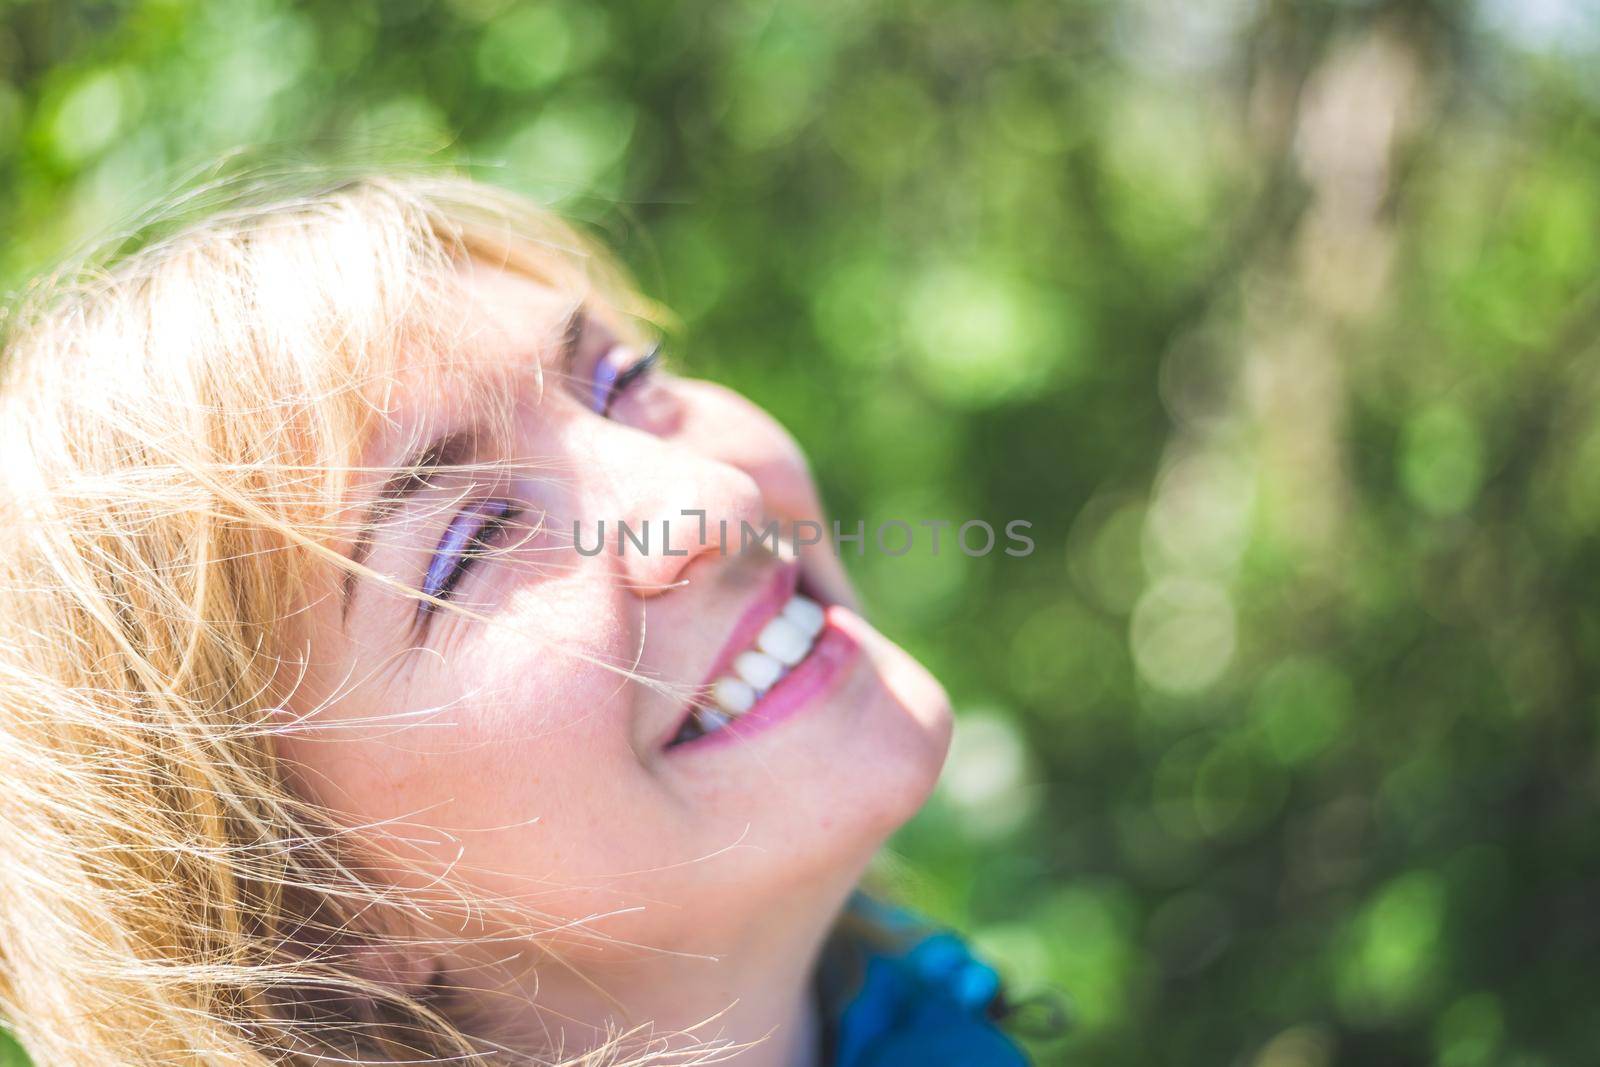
[423,497,515,600]
[591,348,621,414]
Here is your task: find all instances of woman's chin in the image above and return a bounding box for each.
[846,604,951,741]
[670,602,952,862]
[821,604,954,836]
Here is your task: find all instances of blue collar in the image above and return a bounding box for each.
[815,894,1030,1067]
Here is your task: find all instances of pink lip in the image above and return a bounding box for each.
[670,606,859,753]
[705,562,800,687]
[661,559,863,753]
[658,562,799,747]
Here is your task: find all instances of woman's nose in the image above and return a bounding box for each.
[571,425,770,598]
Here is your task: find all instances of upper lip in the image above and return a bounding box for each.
[661,560,802,747]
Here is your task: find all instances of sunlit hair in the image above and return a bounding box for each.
[0,169,762,1066]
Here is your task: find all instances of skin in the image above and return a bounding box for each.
[272,258,954,1065]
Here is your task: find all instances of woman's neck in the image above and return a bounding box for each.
[446,897,840,1066]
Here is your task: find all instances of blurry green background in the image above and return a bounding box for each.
[4,0,1600,1064]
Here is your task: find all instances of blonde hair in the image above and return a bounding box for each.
[0,169,740,1066]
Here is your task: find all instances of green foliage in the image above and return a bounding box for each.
[3,1,1599,1063]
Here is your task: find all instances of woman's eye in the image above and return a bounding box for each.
[590,342,662,417]
[421,498,525,609]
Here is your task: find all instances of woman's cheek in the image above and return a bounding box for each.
[471,588,644,743]
[468,642,610,744]
[420,665,621,864]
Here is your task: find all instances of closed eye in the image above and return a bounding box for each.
[598,342,662,416]
[419,497,527,616]
[569,308,665,416]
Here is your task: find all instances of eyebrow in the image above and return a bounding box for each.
[337,305,588,627]
[559,306,586,379]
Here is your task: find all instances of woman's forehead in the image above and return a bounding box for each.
[354,262,577,466]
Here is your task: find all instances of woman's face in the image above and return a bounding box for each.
[275,258,952,963]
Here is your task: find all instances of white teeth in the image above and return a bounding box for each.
[688,592,829,739]
[711,677,756,715]
[757,616,810,666]
[733,650,784,691]
[781,595,825,637]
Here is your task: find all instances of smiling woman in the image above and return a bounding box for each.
[0,171,1029,1066]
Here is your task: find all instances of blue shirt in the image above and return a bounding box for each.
[815,894,1031,1067]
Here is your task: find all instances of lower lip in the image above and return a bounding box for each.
[668,605,861,754]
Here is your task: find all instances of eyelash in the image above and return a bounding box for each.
[596,342,662,416]
[421,499,526,613]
